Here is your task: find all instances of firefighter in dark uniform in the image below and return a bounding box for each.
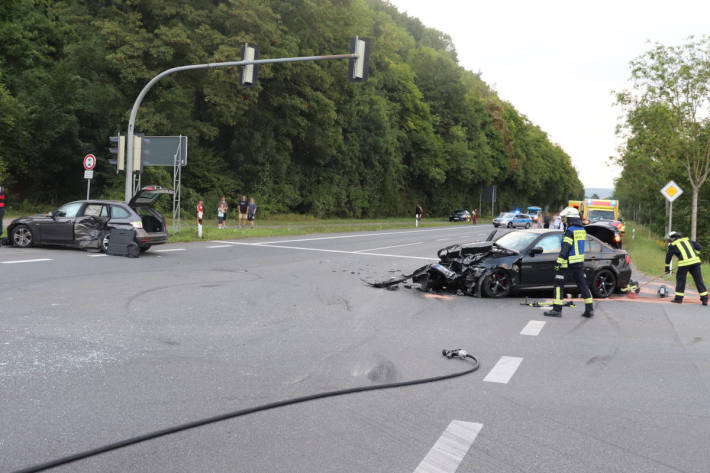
[545,207,594,317]
[665,231,708,305]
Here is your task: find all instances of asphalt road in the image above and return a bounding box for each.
[2,224,710,473]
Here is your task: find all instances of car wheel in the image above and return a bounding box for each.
[507,222,513,228]
[11,224,33,248]
[482,269,511,298]
[139,245,151,253]
[525,223,531,229]
[101,233,110,253]
[591,269,616,298]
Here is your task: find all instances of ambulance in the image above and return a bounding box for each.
[581,199,619,223]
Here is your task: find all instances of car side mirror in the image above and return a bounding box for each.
[530,246,544,256]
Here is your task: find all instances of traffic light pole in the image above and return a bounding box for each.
[124,52,360,202]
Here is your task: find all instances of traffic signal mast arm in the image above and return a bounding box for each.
[124,43,367,202]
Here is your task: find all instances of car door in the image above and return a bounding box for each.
[519,233,563,287]
[41,202,83,242]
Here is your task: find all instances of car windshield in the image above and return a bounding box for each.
[495,232,538,252]
[587,209,615,222]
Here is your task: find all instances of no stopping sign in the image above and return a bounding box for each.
[83,154,96,170]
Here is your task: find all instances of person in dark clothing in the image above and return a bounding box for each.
[415,204,423,228]
[543,213,551,229]
[665,231,708,305]
[247,197,257,228]
[238,195,248,228]
[544,207,594,318]
[0,185,5,241]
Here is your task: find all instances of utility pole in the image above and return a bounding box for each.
[124,39,369,202]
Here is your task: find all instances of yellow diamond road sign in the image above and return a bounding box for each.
[661,180,683,202]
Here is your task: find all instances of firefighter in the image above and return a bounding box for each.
[544,206,594,317]
[664,231,708,305]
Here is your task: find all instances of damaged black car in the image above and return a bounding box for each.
[373,229,632,299]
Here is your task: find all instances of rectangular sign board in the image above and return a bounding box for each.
[84,170,94,179]
[140,136,188,167]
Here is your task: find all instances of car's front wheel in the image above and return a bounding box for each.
[507,222,513,228]
[11,224,33,248]
[525,223,531,229]
[591,269,616,298]
[482,269,511,298]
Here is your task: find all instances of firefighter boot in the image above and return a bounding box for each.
[670,297,683,304]
[544,307,562,317]
[582,303,594,318]
[702,296,708,306]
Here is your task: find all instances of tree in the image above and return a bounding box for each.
[617,36,710,239]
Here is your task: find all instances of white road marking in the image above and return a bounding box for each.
[87,254,108,258]
[207,245,232,248]
[153,248,186,253]
[240,225,483,246]
[1,258,53,264]
[436,238,450,241]
[520,320,546,336]
[414,420,483,473]
[483,356,523,384]
[212,241,437,261]
[354,242,423,253]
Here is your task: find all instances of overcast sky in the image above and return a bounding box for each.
[389,0,710,189]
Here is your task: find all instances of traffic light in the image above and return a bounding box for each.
[109,134,141,172]
[240,43,260,87]
[348,37,370,83]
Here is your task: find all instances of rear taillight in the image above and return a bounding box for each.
[625,254,630,265]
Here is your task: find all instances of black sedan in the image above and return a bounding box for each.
[6,186,172,252]
[409,229,631,299]
[449,209,471,222]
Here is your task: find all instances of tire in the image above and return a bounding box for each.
[591,269,616,298]
[101,233,110,253]
[139,245,151,253]
[507,222,513,228]
[482,269,512,298]
[525,223,531,229]
[11,224,34,248]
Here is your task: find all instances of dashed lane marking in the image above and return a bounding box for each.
[87,254,107,257]
[1,258,53,264]
[153,248,186,253]
[520,320,546,336]
[207,245,232,248]
[483,356,523,384]
[414,420,483,473]
[211,241,437,261]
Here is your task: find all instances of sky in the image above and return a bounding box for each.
[389,0,710,189]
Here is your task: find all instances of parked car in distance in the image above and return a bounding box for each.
[492,212,533,229]
[449,209,471,222]
[7,186,173,252]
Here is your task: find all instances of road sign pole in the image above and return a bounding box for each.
[86,178,91,200]
[669,200,672,235]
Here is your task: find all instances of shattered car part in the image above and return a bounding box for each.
[74,216,109,250]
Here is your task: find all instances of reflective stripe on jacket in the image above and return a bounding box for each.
[666,237,701,267]
[557,224,586,266]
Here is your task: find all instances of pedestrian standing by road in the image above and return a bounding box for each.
[0,184,5,242]
[218,196,228,229]
[543,212,551,229]
[664,231,708,305]
[553,213,562,229]
[247,197,257,228]
[415,204,423,228]
[197,199,204,238]
[544,207,594,318]
[238,195,248,228]
[472,208,477,225]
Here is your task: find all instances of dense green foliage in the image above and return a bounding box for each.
[614,36,710,247]
[0,0,583,216]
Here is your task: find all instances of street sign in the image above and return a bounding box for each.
[83,154,96,170]
[84,170,94,179]
[661,180,683,202]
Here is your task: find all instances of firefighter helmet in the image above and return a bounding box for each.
[665,231,682,241]
[559,207,580,218]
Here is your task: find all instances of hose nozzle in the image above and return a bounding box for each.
[442,348,468,359]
